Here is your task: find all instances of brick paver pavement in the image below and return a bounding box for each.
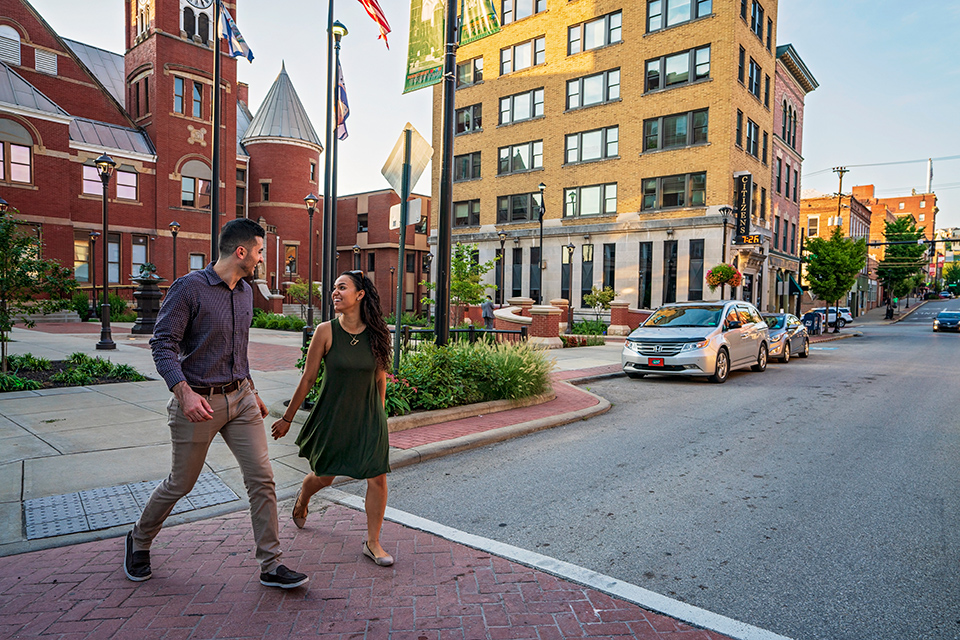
[24,323,131,335]
[0,503,733,640]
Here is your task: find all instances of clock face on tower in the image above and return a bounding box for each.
[185,0,213,8]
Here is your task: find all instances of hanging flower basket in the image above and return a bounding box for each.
[706,263,742,291]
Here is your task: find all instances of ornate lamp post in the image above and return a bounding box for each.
[498,231,507,305]
[95,153,116,350]
[353,244,361,270]
[719,205,733,300]
[304,194,319,330]
[168,221,180,280]
[89,231,100,316]
[565,241,575,333]
[537,182,546,304]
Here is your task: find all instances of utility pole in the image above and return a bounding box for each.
[831,166,849,331]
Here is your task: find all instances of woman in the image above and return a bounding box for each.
[271,271,394,566]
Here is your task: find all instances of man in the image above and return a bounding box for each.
[124,219,308,589]
[481,295,495,330]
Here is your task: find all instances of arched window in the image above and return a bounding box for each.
[0,25,21,65]
[180,159,211,210]
[781,101,787,139]
[137,3,150,37]
[197,12,209,44]
[0,118,34,184]
[791,111,797,148]
[183,7,196,39]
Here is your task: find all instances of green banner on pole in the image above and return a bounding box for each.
[459,0,500,45]
[403,0,446,94]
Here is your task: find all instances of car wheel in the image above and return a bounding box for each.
[780,342,790,363]
[751,344,768,372]
[709,348,729,384]
[837,318,846,329]
[797,338,809,358]
[625,371,646,379]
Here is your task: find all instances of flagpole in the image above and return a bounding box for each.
[331,40,343,297]
[211,0,222,262]
[321,0,336,323]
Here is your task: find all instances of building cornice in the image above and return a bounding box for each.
[0,103,72,125]
[69,141,157,164]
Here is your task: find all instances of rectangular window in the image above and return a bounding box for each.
[784,162,791,197]
[776,158,782,193]
[456,57,483,88]
[82,165,101,195]
[454,151,482,181]
[284,245,297,275]
[647,0,712,32]
[560,246,571,303]
[662,240,678,304]
[688,239,704,301]
[500,88,544,124]
[641,172,706,211]
[751,1,764,40]
[748,59,762,98]
[181,176,195,208]
[368,252,376,272]
[602,243,615,291]
[497,192,542,223]
[261,182,270,202]
[569,11,621,55]
[192,82,202,118]
[581,244,594,308]
[793,169,799,202]
[566,69,619,109]
[190,253,205,272]
[512,247,523,298]
[741,0,747,19]
[406,252,415,273]
[563,183,617,217]
[174,77,184,113]
[198,179,211,210]
[791,223,797,254]
[762,131,768,163]
[309,162,316,182]
[646,46,709,92]
[529,246,541,303]
[565,127,618,164]
[357,213,368,232]
[736,110,743,147]
[116,170,137,200]
[746,119,760,157]
[501,0,545,25]
[501,37,544,75]
[131,235,148,277]
[760,187,767,219]
[107,233,120,284]
[807,216,819,238]
[767,18,773,50]
[236,168,246,218]
[738,46,745,84]
[643,109,707,151]
[499,140,543,174]
[773,216,780,250]
[638,242,653,308]
[73,231,91,283]
[144,76,149,114]
[456,103,482,135]
[764,74,770,107]
[454,199,481,227]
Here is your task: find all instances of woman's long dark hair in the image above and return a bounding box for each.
[342,271,392,372]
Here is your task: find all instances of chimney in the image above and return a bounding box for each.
[851,184,875,201]
[237,82,249,106]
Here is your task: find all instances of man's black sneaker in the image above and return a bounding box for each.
[123,531,152,582]
[259,564,309,589]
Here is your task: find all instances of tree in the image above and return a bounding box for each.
[583,285,617,322]
[420,243,498,326]
[0,209,77,372]
[286,279,322,320]
[943,263,960,293]
[804,226,866,332]
[877,216,926,301]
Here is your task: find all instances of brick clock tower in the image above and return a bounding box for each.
[123,0,239,271]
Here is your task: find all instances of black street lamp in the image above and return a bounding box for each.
[498,231,507,305]
[95,153,116,350]
[353,243,361,270]
[565,241,575,333]
[168,221,180,280]
[718,205,733,299]
[537,182,546,304]
[304,194,319,330]
[89,231,100,316]
[389,266,396,315]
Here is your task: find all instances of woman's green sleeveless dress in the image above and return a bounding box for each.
[295,318,390,479]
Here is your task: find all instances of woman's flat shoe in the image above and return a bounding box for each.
[292,489,307,529]
[362,541,394,566]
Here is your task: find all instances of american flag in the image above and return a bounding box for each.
[336,60,349,141]
[356,0,392,48]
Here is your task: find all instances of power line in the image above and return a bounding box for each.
[803,154,960,179]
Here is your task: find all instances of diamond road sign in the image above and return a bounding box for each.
[381,123,432,195]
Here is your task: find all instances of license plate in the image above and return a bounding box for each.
[648,357,664,367]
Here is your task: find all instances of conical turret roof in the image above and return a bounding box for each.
[241,63,322,151]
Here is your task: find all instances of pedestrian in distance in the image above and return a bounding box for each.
[125,218,309,590]
[481,295,495,330]
[271,270,395,566]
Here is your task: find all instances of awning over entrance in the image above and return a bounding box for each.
[789,275,803,296]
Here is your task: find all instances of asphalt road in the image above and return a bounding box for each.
[341,308,960,640]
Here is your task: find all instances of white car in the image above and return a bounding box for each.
[811,306,854,328]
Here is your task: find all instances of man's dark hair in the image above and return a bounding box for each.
[219,218,265,256]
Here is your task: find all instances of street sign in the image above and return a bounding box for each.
[389,198,422,230]
[381,123,432,194]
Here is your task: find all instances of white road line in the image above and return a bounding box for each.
[325,488,794,640]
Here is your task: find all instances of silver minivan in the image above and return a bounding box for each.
[621,301,769,383]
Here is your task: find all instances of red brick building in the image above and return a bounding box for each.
[0,0,428,313]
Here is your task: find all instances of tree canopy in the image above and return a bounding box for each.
[420,242,498,325]
[876,216,927,296]
[804,226,867,317]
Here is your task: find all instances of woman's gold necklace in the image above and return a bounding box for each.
[342,324,363,346]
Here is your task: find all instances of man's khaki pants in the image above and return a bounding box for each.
[132,383,282,573]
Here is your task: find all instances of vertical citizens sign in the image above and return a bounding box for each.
[734,172,752,241]
[404,0,446,93]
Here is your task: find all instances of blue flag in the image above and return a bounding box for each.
[218,0,254,62]
[336,60,349,141]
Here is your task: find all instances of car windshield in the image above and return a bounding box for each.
[644,305,723,327]
[938,312,960,319]
[763,315,785,329]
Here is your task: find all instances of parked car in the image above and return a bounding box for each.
[621,301,769,383]
[933,310,960,332]
[811,306,854,328]
[939,291,954,299]
[761,313,810,362]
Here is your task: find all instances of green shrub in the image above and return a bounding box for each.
[560,334,606,348]
[110,363,147,381]
[67,352,93,366]
[251,312,305,332]
[571,319,607,335]
[50,368,94,386]
[0,373,42,392]
[386,311,432,328]
[71,292,95,321]
[7,353,51,371]
[385,374,415,416]
[108,294,132,322]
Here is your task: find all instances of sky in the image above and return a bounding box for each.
[26,0,960,228]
